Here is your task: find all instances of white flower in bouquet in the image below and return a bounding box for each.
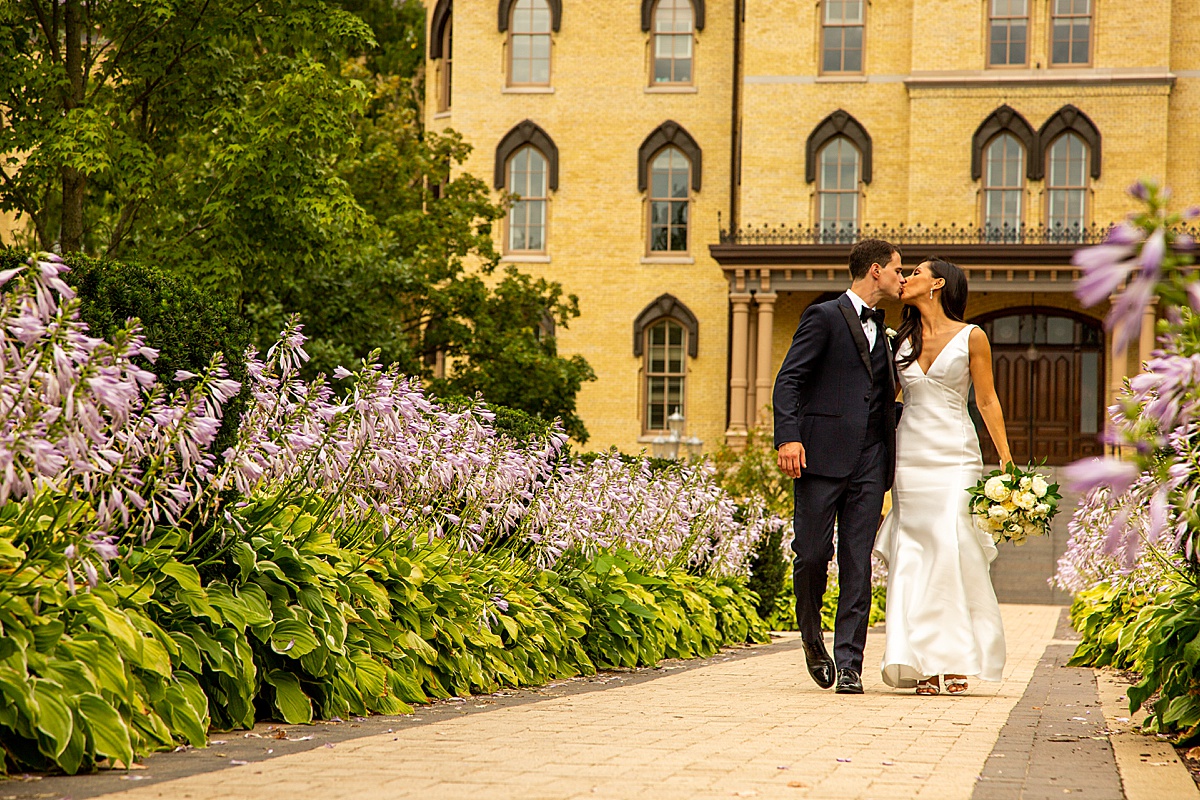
[988,505,1010,521]
[1019,476,1033,491]
[1013,491,1037,510]
[1031,475,1049,498]
[1033,503,1051,518]
[984,476,1011,502]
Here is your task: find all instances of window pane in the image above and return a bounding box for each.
[823,28,844,72]
[990,25,1008,65]
[651,201,668,225]
[1080,351,1099,435]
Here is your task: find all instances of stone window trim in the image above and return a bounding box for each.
[638,121,702,192]
[641,0,705,31]
[1037,105,1102,179]
[494,120,559,191]
[633,294,699,358]
[430,0,452,59]
[499,0,561,32]
[805,110,872,184]
[971,104,1038,181]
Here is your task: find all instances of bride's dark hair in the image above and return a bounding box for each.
[896,257,969,371]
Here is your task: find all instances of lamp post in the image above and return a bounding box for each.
[651,409,702,461]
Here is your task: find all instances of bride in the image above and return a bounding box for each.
[873,258,1013,696]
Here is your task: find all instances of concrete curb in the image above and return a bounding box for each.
[1095,669,1200,800]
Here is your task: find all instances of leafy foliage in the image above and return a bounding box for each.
[1068,580,1200,745]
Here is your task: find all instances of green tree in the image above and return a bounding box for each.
[0,1,595,439]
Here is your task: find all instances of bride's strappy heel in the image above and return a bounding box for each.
[945,676,969,695]
[915,676,940,696]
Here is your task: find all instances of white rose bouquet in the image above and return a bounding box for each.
[966,462,1061,545]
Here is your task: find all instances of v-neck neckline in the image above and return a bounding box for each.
[914,325,971,377]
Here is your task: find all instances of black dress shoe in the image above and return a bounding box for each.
[835,668,864,694]
[801,638,836,689]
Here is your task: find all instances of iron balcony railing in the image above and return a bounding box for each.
[717,222,1117,247]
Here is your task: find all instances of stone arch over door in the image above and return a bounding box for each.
[968,307,1105,465]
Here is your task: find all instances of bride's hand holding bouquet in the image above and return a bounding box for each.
[967,462,1062,545]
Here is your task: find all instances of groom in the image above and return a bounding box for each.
[772,239,905,694]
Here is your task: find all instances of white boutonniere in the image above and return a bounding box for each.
[886,327,898,340]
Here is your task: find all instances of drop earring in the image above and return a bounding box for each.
[929,288,933,300]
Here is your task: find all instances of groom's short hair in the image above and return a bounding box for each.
[848,239,900,280]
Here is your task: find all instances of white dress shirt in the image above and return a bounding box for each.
[845,289,878,349]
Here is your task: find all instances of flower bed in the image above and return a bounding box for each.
[1055,183,1200,746]
[0,255,776,774]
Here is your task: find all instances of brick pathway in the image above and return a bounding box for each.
[88,605,1062,800]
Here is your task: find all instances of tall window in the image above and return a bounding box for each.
[984,134,1024,240]
[645,320,686,431]
[649,147,690,253]
[1047,133,1088,240]
[817,138,859,241]
[438,15,453,111]
[509,0,552,86]
[507,146,547,252]
[653,0,694,84]
[1051,0,1091,65]
[988,0,1028,67]
[822,0,864,73]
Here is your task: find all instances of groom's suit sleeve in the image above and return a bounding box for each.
[772,304,830,450]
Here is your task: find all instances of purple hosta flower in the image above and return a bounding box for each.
[1062,457,1139,496]
[174,370,198,382]
[1129,181,1151,201]
[1073,240,1140,306]
[1176,234,1196,254]
[332,366,353,380]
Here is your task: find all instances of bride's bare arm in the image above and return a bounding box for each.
[968,327,1014,468]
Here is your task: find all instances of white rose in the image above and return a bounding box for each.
[1019,476,1033,491]
[1013,491,1037,510]
[988,505,1010,521]
[1033,503,1051,518]
[1032,476,1049,498]
[984,476,1011,502]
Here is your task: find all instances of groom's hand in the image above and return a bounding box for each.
[778,441,806,478]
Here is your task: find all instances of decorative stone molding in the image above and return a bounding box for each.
[971,105,1039,181]
[637,121,703,192]
[633,294,699,358]
[640,0,705,31]
[498,0,562,32]
[494,120,559,191]
[1037,105,1102,179]
[805,110,872,184]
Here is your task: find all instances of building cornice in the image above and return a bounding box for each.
[904,67,1175,89]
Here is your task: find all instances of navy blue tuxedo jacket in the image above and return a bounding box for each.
[772,293,900,489]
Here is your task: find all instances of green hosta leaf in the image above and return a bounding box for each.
[270,619,321,657]
[76,693,133,767]
[0,537,26,563]
[31,679,73,758]
[265,670,313,724]
[162,674,209,746]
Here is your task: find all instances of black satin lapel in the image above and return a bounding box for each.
[884,333,898,391]
[839,303,872,373]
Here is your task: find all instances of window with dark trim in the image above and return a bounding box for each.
[821,0,864,74]
[648,148,690,253]
[652,0,695,84]
[430,0,453,109]
[439,14,452,111]
[971,105,1039,181]
[1051,0,1091,66]
[633,294,699,432]
[1046,133,1088,240]
[508,0,552,86]
[644,320,686,431]
[988,0,1028,67]
[1036,105,1102,181]
[983,134,1025,241]
[507,146,548,253]
[816,138,859,241]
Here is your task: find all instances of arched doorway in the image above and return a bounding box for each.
[970,308,1105,465]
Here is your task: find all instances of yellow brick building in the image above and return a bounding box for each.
[426,0,1184,463]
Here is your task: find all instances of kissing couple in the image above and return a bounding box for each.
[773,239,1014,696]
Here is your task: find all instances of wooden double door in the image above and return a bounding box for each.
[972,310,1105,466]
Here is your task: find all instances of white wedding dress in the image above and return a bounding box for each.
[873,324,1006,688]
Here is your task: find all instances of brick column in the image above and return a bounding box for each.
[754,292,777,428]
[727,292,753,441]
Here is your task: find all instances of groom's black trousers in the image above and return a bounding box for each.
[791,437,887,672]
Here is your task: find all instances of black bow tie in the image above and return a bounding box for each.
[860,306,885,325]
